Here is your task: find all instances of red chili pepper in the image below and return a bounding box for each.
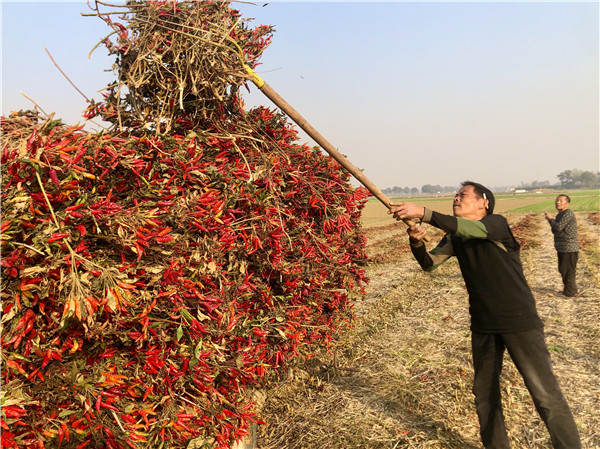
[120,414,136,424]
[12,335,22,350]
[6,360,26,375]
[71,418,84,429]
[49,169,60,186]
[47,232,70,243]
[40,352,53,370]
[116,281,136,290]
[65,203,85,212]
[26,127,38,152]
[128,432,147,442]
[62,422,69,442]
[100,401,119,411]
[157,226,172,236]
[59,153,73,164]
[74,225,86,236]
[2,406,27,418]
[226,316,239,331]
[71,143,87,165]
[13,309,34,332]
[252,329,269,337]
[0,221,12,233]
[100,391,119,398]
[142,387,153,401]
[23,319,34,336]
[155,235,174,243]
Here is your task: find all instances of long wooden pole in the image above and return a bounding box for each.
[252,78,425,237]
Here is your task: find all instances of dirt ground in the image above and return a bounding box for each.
[255,212,600,448]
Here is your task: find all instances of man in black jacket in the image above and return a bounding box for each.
[390,181,580,449]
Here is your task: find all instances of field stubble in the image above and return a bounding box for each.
[256,212,600,448]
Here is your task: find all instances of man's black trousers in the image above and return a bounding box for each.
[471,329,581,449]
[557,251,578,297]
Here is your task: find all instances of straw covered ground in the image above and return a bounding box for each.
[255,212,600,448]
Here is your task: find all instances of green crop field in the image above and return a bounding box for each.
[506,189,599,213]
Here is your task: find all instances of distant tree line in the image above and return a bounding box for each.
[556,169,599,189]
[383,168,598,197]
[382,186,421,196]
[519,169,599,190]
[382,185,458,197]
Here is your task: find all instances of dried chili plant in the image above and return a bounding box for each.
[84,0,273,134]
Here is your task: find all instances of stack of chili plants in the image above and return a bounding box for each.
[1,2,370,448]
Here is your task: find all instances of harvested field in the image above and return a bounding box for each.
[361,190,599,229]
[255,212,600,448]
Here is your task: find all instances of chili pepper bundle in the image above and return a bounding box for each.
[1,2,370,447]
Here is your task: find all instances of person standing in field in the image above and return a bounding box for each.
[545,194,579,297]
[390,181,581,449]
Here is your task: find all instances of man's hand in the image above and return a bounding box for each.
[407,223,427,244]
[544,212,553,220]
[389,202,425,221]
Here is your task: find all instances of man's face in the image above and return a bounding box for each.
[555,196,570,212]
[453,185,487,220]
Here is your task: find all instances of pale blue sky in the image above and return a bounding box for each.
[2,1,598,190]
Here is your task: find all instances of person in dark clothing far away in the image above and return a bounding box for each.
[390,181,581,449]
[545,194,579,297]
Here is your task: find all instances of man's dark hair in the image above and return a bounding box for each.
[461,181,495,215]
[557,194,571,203]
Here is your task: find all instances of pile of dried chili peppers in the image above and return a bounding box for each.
[1,2,369,448]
